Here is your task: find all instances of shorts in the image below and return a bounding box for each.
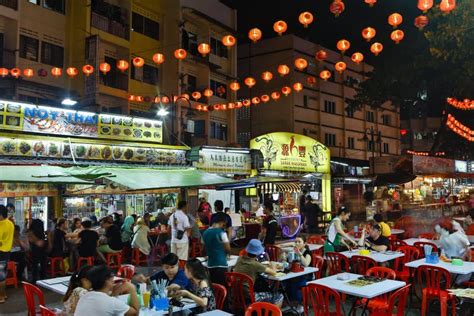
[255,291,284,305]
[0,251,10,282]
[171,242,189,261]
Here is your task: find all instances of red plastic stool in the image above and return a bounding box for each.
[76,257,94,270]
[47,257,65,277]
[105,252,122,269]
[190,238,204,258]
[131,248,148,266]
[121,246,132,264]
[6,261,18,288]
[151,244,168,264]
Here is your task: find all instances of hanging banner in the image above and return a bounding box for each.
[250,132,330,174]
[412,156,455,175]
[196,148,251,175]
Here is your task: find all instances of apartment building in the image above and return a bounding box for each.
[0,0,237,146]
[237,35,400,161]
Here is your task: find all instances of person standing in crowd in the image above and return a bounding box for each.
[10,225,28,282]
[324,206,357,253]
[6,203,15,222]
[120,215,135,247]
[77,218,99,260]
[211,200,232,238]
[261,202,278,246]
[373,214,391,238]
[168,201,191,261]
[49,218,69,258]
[97,217,123,258]
[27,218,47,283]
[74,265,139,316]
[203,212,231,285]
[131,217,151,256]
[0,205,14,304]
[303,195,322,233]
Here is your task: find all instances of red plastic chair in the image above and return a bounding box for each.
[393,246,420,282]
[414,241,439,257]
[302,283,343,316]
[356,267,397,312]
[225,272,255,312]
[307,235,326,245]
[76,256,94,271]
[264,245,280,262]
[22,281,45,316]
[417,265,456,316]
[239,249,247,256]
[190,238,204,258]
[47,257,65,277]
[212,283,227,310]
[418,233,435,239]
[311,254,325,279]
[6,261,18,288]
[179,260,186,269]
[117,264,136,280]
[371,284,411,316]
[389,239,407,251]
[131,248,148,266]
[39,305,56,316]
[105,252,122,270]
[350,255,377,275]
[325,252,349,276]
[245,302,282,316]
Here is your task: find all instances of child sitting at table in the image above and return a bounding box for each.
[286,236,312,313]
[63,265,92,315]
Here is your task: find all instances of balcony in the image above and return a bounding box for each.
[91,12,129,41]
[0,0,17,10]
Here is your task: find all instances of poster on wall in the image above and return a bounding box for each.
[250,132,330,174]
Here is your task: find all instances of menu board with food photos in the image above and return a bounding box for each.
[0,183,58,197]
[0,101,163,143]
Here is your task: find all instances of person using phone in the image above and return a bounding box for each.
[168,201,191,261]
[359,224,390,252]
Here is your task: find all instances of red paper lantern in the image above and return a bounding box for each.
[0,68,8,77]
[203,89,213,97]
[51,67,62,77]
[336,39,350,53]
[222,35,236,48]
[351,52,364,64]
[294,58,308,71]
[243,99,251,107]
[298,12,314,28]
[273,20,288,36]
[271,92,281,100]
[261,71,273,82]
[293,82,303,92]
[82,65,94,76]
[330,0,345,17]
[248,28,262,42]
[362,27,376,42]
[320,70,331,81]
[10,68,21,78]
[417,0,433,12]
[414,15,429,30]
[132,57,145,67]
[277,64,290,76]
[136,96,144,102]
[400,129,408,136]
[38,69,47,77]
[152,53,165,65]
[174,49,187,60]
[161,96,170,104]
[390,30,405,44]
[370,42,383,56]
[261,95,270,103]
[251,97,261,105]
[192,91,202,100]
[99,62,111,74]
[66,67,79,77]
[281,86,292,96]
[388,13,403,28]
[229,82,240,91]
[117,60,129,72]
[315,50,328,61]
[335,61,346,73]
[365,0,377,7]
[23,68,34,78]
[197,43,211,57]
[306,76,317,85]
[439,0,456,13]
[128,95,136,101]
[244,77,256,88]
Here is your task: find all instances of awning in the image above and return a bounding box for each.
[0,165,94,184]
[216,176,301,190]
[259,182,301,194]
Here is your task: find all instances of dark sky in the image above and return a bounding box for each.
[223,0,423,66]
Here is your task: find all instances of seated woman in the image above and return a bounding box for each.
[286,236,312,313]
[63,265,92,315]
[169,259,216,314]
[74,265,139,316]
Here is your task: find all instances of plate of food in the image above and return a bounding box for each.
[19,141,32,155]
[1,140,17,155]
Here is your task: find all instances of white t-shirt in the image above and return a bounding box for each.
[327,217,341,243]
[440,231,470,259]
[168,210,191,244]
[74,291,130,316]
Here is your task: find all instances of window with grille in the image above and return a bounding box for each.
[132,12,159,40]
[382,114,391,126]
[366,111,375,122]
[41,42,64,67]
[348,137,355,149]
[323,100,336,114]
[20,35,39,61]
[324,133,336,146]
[210,37,228,58]
[383,143,389,154]
[210,121,227,141]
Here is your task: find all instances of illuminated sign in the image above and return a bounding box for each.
[250,132,330,174]
[196,148,251,175]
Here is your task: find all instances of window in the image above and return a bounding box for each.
[194,120,205,137]
[323,100,336,114]
[43,0,65,14]
[210,37,228,58]
[210,79,227,99]
[28,0,40,4]
[367,140,375,151]
[382,114,391,126]
[346,107,354,118]
[142,64,159,85]
[132,12,159,40]
[366,111,375,122]
[182,31,197,56]
[19,35,39,61]
[348,137,355,149]
[303,95,308,107]
[237,132,251,147]
[210,121,227,141]
[324,133,336,147]
[187,75,197,92]
[237,106,251,120]
[100,56,128,91]
[41,42,64,67]
[383,143,389,154]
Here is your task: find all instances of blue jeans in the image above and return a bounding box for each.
[0,251,10,282]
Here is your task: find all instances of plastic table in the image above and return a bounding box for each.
[339,249,405,263]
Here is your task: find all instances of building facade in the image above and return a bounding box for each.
[0,0,237,146]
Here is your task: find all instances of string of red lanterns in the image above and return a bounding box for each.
[446,97,474,110]
[446,113,474,142]
[406,150,445,156]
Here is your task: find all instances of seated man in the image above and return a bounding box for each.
[233,239,284,308]
[373,214,391,238]
[134,253,191,290]
[359,224,390,252]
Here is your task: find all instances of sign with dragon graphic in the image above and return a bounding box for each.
[250,132,330,174]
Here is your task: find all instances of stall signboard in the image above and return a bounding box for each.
[455,160,467,173]
[0,100,162,143]
[412,156,455,175]
[0,183,57,197]
[250,132,330,174]
[196,148,251,175]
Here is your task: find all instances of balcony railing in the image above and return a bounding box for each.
[0,0,17,10]
[91,12,129,41]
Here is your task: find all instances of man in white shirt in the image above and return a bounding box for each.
[168,200,191,261]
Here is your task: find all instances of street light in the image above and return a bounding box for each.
[61,98,77,106]
[359,127,382,175]
[157,108,169,117]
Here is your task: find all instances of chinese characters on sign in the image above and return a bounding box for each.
[196,149,251,175]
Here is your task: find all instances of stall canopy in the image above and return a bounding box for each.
[0,165,93,184]
[216,176,301,190]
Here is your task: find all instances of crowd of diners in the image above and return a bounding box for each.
[0,197,473,315]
